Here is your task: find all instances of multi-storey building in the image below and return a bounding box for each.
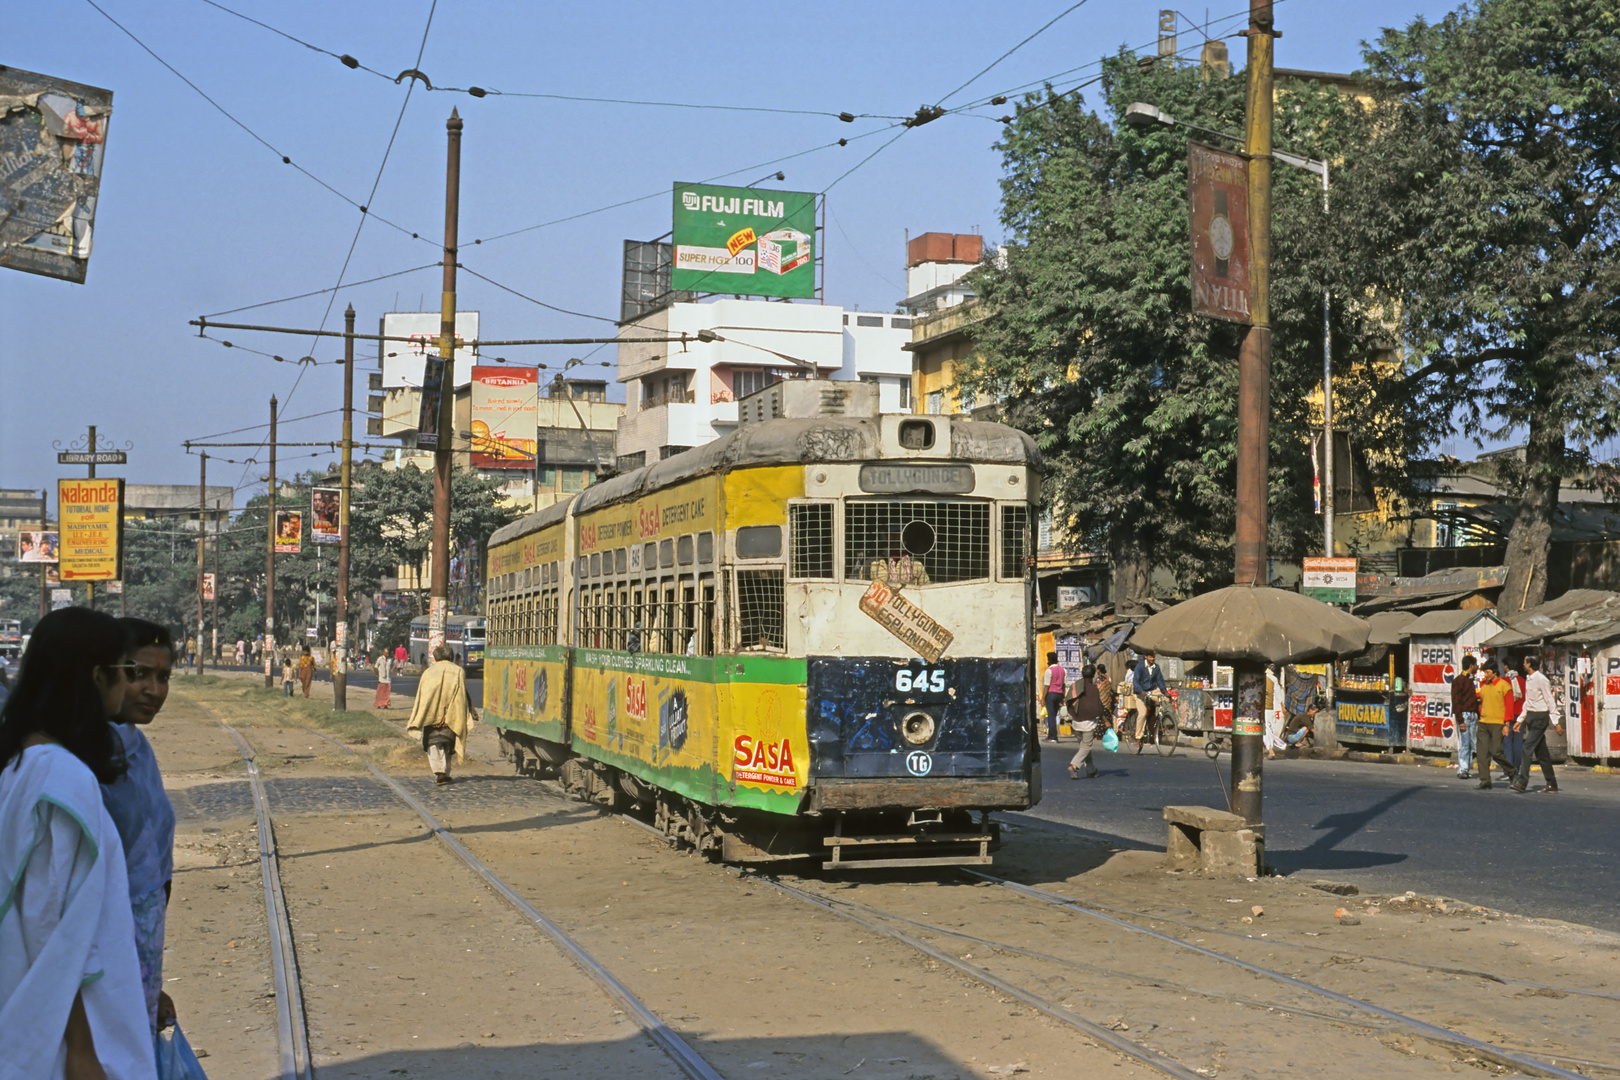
[614,297,913,470]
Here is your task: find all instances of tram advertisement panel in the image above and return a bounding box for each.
[485,643,569,743]
[575,476,721,556]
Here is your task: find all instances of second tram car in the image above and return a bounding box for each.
[483,384,1040,868]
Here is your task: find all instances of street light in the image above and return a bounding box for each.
[1126,101,1337,557]
[694,328,823,377]
[746,170,787,187]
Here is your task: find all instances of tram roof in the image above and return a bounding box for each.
[489,414,1040,550]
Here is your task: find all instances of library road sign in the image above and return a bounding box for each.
[57,450,127,465]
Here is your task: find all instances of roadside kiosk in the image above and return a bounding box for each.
[1482,591,1620,765]
[1333,611,1416,750]
[1403,608,1507,754]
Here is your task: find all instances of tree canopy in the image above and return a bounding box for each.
[963,54,1397,603]
[1336,0,1620,613]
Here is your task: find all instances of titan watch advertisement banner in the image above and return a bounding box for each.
[1188,141,1251,323]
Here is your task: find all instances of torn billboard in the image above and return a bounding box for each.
[0,66,113,284]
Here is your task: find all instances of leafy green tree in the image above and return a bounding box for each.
[1334,0,1620,614]
[347,462,518,600]
[963,55,1398,604]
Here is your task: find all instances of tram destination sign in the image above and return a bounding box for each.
[858,463,974,494]
[57,450,126,465]
[858,579,954,664]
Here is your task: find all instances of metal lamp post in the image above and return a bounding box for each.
[1123,99,1335,559]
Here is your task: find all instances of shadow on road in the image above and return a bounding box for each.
[1266,785,1421,874]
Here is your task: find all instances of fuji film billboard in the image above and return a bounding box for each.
[671,183,816,299]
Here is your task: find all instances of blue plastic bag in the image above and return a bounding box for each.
[156,1022,209,1080]
[1101,728,1120,753]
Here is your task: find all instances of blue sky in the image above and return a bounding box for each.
[3,0,1457,502]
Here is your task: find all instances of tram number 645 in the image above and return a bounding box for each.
[895,668,946,693]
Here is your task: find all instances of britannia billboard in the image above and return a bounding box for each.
[470,365,539,468]
[671,182,816,299]
[0,67,113,284]
[1188,142,1250,323]
[57,479,123,581]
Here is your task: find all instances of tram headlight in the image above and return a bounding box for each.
[900,710,937,747]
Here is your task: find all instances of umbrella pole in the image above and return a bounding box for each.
[1231,662,1265,824]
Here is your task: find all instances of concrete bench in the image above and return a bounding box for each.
[1163,805,1265,876]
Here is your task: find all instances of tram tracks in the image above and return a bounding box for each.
[601,804,1614,1080]
[188,697,724,1080]
[186,689,1615,1080]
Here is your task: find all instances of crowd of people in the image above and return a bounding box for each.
[1449,652,1562,793]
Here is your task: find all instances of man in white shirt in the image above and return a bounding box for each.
[1512,655,1562,793]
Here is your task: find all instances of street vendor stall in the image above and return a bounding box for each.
[1482,590,1620,764]
[1174,661,1233,743]
[1333,611,1416,750]
[1403,608,1507,754]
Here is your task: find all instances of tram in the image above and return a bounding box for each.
[483,382,1041,867]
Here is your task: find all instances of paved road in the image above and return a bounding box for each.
[204,664,484,706]
[1024,742,1620,932]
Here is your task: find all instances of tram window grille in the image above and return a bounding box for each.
[700,576,716,656]
[737,570,785,649]
[844,501,990,584]
[1001,504,1030,578]
[663,582,678,653]
[790,503,835,579]
[681,583,696,654]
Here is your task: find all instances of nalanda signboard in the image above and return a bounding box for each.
[0,67,113,284]
[1302,556,1358,604]
[1188,142,1250,323]
[671,182,817,299]
[57,479,123,581]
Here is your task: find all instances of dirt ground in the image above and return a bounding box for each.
[150,672,1620,1080]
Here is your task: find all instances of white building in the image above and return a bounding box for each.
[614,298,913,470]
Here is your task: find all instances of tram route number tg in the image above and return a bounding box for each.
[895,668,947,693]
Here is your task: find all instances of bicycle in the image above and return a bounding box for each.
[1131,693,1179,757]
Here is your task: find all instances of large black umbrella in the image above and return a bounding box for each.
[1129,585,1368,664]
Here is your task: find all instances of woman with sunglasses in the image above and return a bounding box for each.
[0,607,155,1080]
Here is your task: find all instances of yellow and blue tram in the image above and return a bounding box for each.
[482,388,1042,867]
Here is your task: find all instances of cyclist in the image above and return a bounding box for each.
[1132,651,1172,749]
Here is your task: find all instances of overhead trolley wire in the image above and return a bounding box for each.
[196,0,395,81]
[932,0,1096,108]
[201,263,441,320]
[273,0,438,424]
[81,0,426,243]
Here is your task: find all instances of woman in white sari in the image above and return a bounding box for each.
[0,608,154,1080]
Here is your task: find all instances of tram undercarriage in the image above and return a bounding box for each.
[499,728,1007,869]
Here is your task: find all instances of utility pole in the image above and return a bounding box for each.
[335,305,356,710]
[196,451,207,675]
[85,426,96,612]
[429,109,462,655]
[212,510,220,664]
[1230,0,1276,826]
[38,489,48,620]
[265,397,277,688]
